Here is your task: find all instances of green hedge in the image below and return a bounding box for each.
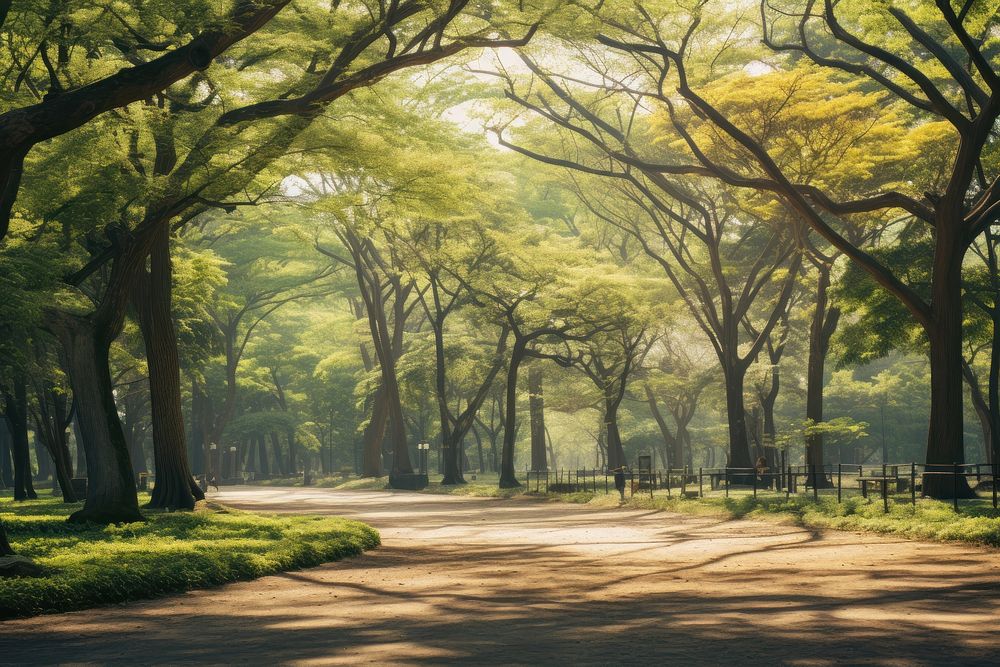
[0,494,379,618]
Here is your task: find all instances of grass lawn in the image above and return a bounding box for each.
[299,472,1000,547]
[0,493,379,619]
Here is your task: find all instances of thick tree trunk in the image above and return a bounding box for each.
[605,394,626,470]
[135,224,202,510]
[528,366,547,471]
[381,366,412,476]
[361,386,387,477]
[723,365,753,470]
[499,345,525,488]
[47,311,142,523]
[923,230,975,499]
[5,382,37,501]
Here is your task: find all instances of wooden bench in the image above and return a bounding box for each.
[857,467,910,497]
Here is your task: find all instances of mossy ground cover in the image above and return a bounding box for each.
[0,492,379,619]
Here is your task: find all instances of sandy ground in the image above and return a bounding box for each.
[1,487,999,666]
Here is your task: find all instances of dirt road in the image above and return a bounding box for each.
[2,487,999,665]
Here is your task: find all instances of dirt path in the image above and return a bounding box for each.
[2,487,999,665]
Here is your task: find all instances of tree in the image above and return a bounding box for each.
[0,0,291,238]
[585,0,998,496]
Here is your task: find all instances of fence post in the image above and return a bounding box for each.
[882,462,888,513]
[681,466,687,496]
[993,459,997,509]
[786,466,791,500]
[911,463,916,506]
[725,467,730,498]
[953,462,959,512]
[752,468,757,498]
[812,464,818,501]
[837,463,842,503]
[699,467,704,498]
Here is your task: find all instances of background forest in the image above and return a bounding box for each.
[1,0,998,530]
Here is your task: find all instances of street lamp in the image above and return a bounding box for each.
[417,442,430,476]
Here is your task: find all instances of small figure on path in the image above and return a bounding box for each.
[613,465,627,502]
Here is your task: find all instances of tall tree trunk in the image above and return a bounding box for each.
[473,426,485,474]
[72,414,87,478]
[32,384,76,503]
[605,391,626,470]
[723,364,753,470]
[5,381,37,501]
[47,311,142,523]
[361,386,387,477]
[499,343,525,488]
[286,426,296,474]
[805,263,840,475]
[528,366,547,471]
[924,229,975,498]
[188,378,206,476]
[33,438,51,482]
[645,385,679,468]
[0,418,13,488]
[136,224,202,510]
[270,432,284,475]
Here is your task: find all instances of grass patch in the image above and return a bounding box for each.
[0,492,379,619]
[257,473,1000,547]
[581,491,1000,547]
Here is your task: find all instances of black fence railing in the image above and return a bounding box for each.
[523,462,999,512]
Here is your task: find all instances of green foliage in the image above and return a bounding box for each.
[0,494,379,619]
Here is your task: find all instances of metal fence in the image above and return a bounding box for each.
[524,462,999,512]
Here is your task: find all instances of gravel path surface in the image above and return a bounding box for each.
[2,486,999,665]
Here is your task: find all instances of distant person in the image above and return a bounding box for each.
[755,456,769,486]
[613,465,627,501]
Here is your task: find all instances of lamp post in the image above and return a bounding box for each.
[229,446,238,481]
[209,444,217,484]
[418,442,430,476]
